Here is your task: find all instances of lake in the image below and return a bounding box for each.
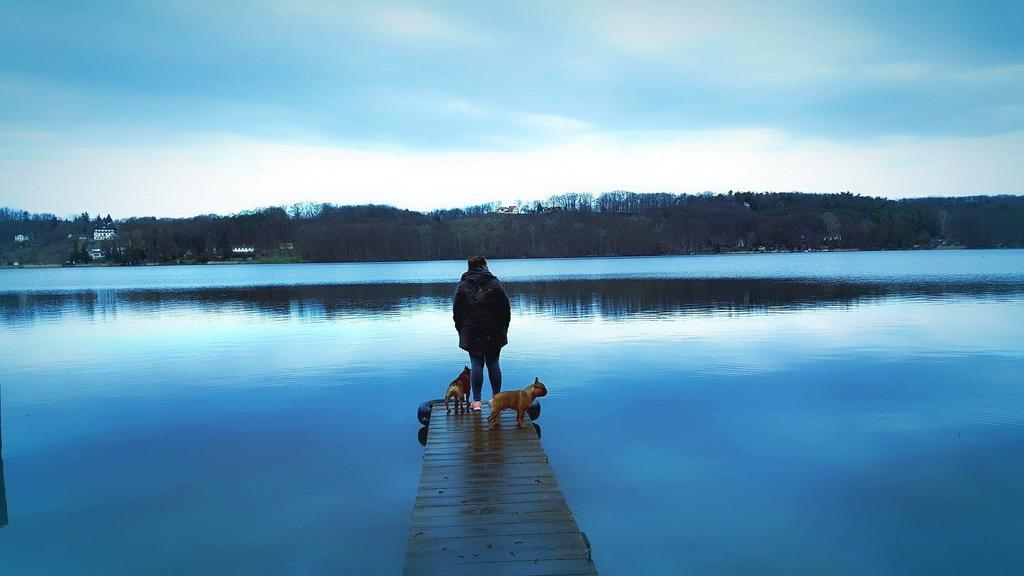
[1,250,1023,575]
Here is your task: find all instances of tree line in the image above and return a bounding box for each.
[2,192,1023,265]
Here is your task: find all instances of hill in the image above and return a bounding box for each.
[2,192,1023,266]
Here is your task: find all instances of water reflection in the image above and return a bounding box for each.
[3,279,1022,325]
[1,381,8,528]
[2,266,1023,575]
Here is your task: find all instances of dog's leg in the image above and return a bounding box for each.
[445,394,451,414]
[516,408,526,428]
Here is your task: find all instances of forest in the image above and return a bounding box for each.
[2,191,1023,265]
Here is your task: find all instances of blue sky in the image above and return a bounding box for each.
[1,1,1022,216]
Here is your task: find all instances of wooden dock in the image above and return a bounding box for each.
[404,403,597,575]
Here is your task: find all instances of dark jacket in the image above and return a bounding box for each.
[453,266,511,353]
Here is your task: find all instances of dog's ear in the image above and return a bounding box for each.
[534,377,539,383]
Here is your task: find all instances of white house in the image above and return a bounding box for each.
[93,223,118,241]
[88,248,105,260]
[498,205,518,214]
[231,245,255,255]
[14,234,28,243]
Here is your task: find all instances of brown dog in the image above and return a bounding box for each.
[488,378,547,428]
[445,366,472,414]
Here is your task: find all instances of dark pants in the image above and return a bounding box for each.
[469,348,502,402]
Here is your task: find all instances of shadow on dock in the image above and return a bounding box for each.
[419,422,541,447]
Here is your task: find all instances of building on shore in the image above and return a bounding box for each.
[88,248,104,260]
[231,245,255,255]
[14,234,28,243]
[93,224,118,241]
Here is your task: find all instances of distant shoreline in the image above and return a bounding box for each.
[0,245,984,270]
[5,193,1020,267]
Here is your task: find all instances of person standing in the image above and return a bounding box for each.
[453,256,511,411]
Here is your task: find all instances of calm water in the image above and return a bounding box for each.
[1,251,1023,575]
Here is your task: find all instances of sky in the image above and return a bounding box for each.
[0,0,1022,217]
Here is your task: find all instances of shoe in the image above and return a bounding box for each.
[472,401,482,411]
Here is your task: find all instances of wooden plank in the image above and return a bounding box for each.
[410,558,598,576]
[420,455,550,466]
[404,403,597,575]
[421,454,547,464]
[423,443,543,451]
[417,475,561,487]
[406,532,590,562]
[422,447,547,458]
[423,442,545,450]
[427,419,529,428]
[408,521,582,540]
[423,447,545,454]
[417,483,563,499]
[414,492,571,509]
[429,427,537,436]
[409,510,580,530]
[405,528,585,545]
[412,500,571,519]
[417,464,558,481]
[419,474,557,487]
[433,425,535,432]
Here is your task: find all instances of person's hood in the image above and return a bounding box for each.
[461,267,496,285]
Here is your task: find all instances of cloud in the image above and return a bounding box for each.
[2,0,1021,149]
[861,62,935,82]
[364,4,469,41]
[1,0,1022,212]
[516,113,591,132]
[375,91,592,139]
[2,129,1020,217]
[575,0,871,83]
[952,64,1024,83]
[859,61,1024,85]
[265,1,477,44]
[574,1,1022,92]
[436,98,490,117]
